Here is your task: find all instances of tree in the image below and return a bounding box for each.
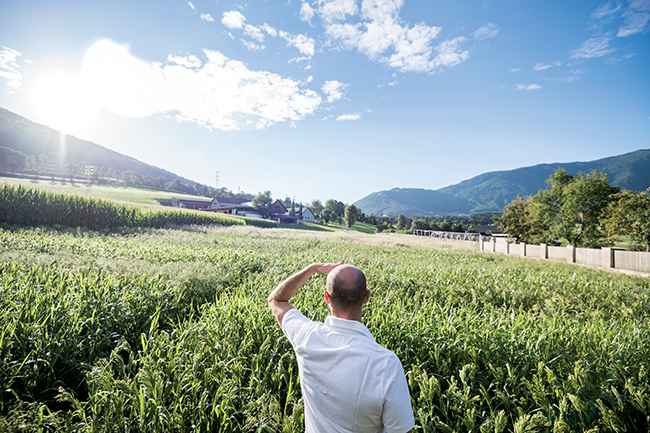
[532,169,618,247]
[344,204,360,227]
[166,178,195,194]
[283,196,293,208]
[194,183,210,197]
[310,200,324,217]
[252,191,273,217]
[321,209,333,224]
[494,195,543,243]
[411,218,429,231]
[602,189,650,251]
[451,222,463,232]
[439,219,452,231]
[0,147,26,171]
[396,214,407,230]
[325,199,345,219]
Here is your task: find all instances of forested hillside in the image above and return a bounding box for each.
[355,149,650,216]
[0,108,189,183]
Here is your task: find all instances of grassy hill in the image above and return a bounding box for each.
[0,176,185,207]
[355,149,650,216]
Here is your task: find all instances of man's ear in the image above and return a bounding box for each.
[324,290,331,304]
[363,290,371,303]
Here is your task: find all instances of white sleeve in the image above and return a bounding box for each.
[382,355,415,433]
[281,308,312,347]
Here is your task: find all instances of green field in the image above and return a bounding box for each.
[0,176,192,207]
[1,224,648,432]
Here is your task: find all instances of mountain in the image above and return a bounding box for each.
[355,149,650,216]
[354,188,475,216]
[0,108,192,183]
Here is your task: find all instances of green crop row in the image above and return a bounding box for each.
[0,184,246,230]
[0,226,649,432]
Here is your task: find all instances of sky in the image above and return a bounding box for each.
[0,0,648,205]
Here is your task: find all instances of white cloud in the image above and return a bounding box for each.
[201,13,215,22]
[224,13,314,57]
[188,1,195,11]
[242,40,265,51]
[591,3,621,19]
[318,0,358,23]
[0,46,23,91]
[222,10,246,29]
[167,54,202,68]
[279,31,316,56]
[617,10,650,36]
[555,68,587,83]
[336,113,361,121]
[509,67,520,72]
[322,80,348,102]
[300,1,315,23]
[474,23,499,40]
[244,24,266,42]
[78,39,323,131]
[533,62,553,71]
[571,33,616,58]
[515,83,542,91]
[320,0,465,73]
[261,23,278,37]
[429,37,469,70]
[629,0,650,11]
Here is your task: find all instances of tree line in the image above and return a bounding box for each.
[494,168,650,252]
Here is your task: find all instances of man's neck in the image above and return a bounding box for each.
[330,311,363,322]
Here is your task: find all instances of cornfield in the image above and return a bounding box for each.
[0,224,649,432]
[0,184,247,229]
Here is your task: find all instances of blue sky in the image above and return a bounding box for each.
[0,0,648,205]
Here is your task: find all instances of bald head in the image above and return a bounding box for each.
[326,265,367,311]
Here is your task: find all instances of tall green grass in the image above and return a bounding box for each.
[0,226,648,432]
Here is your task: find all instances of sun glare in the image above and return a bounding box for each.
[29,70,101,136]
[28,39,164,136]
[81,39,164,118]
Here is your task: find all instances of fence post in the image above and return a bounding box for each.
[540,243,548,259]
[506,241,510,255]
[567,245,576,263]
[522,243,527,257]
[602,247,614,268]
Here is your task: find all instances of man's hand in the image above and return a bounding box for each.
[268,262,342,327]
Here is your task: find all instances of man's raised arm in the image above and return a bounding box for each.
[268,262,342,327]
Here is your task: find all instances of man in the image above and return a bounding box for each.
[268,262,414,433]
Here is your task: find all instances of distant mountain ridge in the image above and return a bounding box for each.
[0,108,192,183]
[355,149,650,216]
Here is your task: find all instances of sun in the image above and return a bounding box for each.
[29,70,101,136]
